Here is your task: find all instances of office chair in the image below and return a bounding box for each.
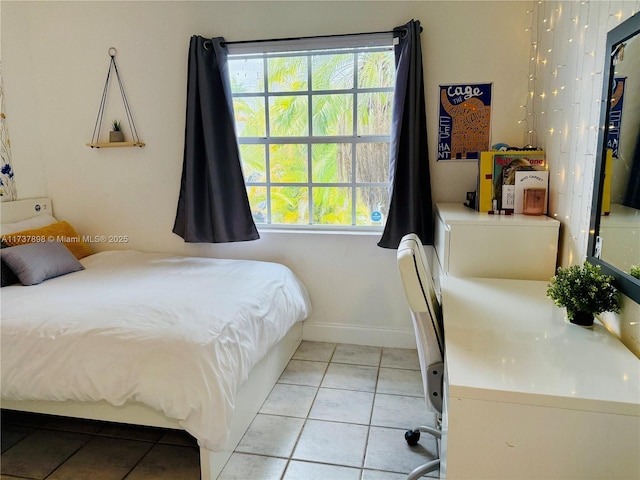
[397,233,445,479]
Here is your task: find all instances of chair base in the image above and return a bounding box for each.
[405,425,441,479]
[405,424,442,446]
[417,425,441,439]
[407,458,440,480]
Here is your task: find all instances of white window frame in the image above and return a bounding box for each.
[228,33,395,231]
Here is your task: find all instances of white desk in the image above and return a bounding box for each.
[441,276,640,480]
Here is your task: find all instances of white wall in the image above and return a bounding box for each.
[1,1,531,347]
[532,0,640,356]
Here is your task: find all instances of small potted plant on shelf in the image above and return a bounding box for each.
[109,119,124,143]
[630,265,640,280]
[546,261,621,327]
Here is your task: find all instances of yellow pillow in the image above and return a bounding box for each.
[2,221,92,260]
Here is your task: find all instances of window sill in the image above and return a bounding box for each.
[257,226,383,236]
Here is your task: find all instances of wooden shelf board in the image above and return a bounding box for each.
[86,141,145,148]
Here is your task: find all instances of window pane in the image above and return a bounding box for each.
[270,144,308,182]
[312,94,353,136]
[233,97,266,137]
[268,56,307,92]
[356,187,388,226]
[357,92,392,135]
[271,186,308,224]
[312,54,354,90]
[247,186,267,223]
[240,145,266,182]
[312,143,352,183]
[229,58,264,93]
[356,143,389,183]
[313,187,352,225]
[358,51,394,88]
[269,96,308,136]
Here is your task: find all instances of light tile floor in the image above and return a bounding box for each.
[1,342,438,479]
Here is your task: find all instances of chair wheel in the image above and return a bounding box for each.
[405,429,420,446]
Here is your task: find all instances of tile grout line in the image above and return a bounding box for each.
[120,439,156,480]
[361,349,383,474]
[280,343,333,479]
[42,429,93,480]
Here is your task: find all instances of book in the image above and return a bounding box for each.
[476,150,546,212]
[514,170,549,214]
[477,151,495,212]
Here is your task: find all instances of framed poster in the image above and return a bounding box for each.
[437,83,492,161]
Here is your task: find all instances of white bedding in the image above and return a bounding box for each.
[1,250,311,450]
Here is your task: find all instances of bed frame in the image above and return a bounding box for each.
[0,197,303,479]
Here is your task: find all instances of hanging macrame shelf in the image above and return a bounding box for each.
[86,141,145,148]
[87,47,145,149]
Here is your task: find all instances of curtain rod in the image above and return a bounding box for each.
[221,29,402,47]
[203,26,420,50]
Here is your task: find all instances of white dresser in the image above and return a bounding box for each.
[434,203,559,280]
[441,276,640,480]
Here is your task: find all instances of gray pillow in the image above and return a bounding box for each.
[1,242,85,286]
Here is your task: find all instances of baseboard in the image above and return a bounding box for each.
[302,321,416,349]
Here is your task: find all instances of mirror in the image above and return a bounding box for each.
[588,12,640,303]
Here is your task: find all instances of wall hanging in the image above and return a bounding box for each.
[437,83,492,161]
[1,62,17,201]
[86,48,145,148]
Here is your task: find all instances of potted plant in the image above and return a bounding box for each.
[546,261,621,327]
[109,119,124,142]
[630,265,640,280]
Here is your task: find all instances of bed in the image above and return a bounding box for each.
[0,197,311,479]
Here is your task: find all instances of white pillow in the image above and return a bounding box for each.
[1,214,58,235]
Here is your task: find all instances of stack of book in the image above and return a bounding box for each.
[476,150,548,214]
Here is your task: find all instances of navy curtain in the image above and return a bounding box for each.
[173,36,259,243]
[378,20,433,249]
[622,128,640,209]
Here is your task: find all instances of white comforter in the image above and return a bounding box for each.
[1,250,311,450]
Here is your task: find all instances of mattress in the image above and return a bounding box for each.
[1,250,311,450]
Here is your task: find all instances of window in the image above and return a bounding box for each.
[228,34,395,228]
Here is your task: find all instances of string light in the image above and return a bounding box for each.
[525,0,614,262]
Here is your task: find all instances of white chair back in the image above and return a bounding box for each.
[397,233,444,413]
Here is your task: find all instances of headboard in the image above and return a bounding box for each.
[1,198,53,224]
